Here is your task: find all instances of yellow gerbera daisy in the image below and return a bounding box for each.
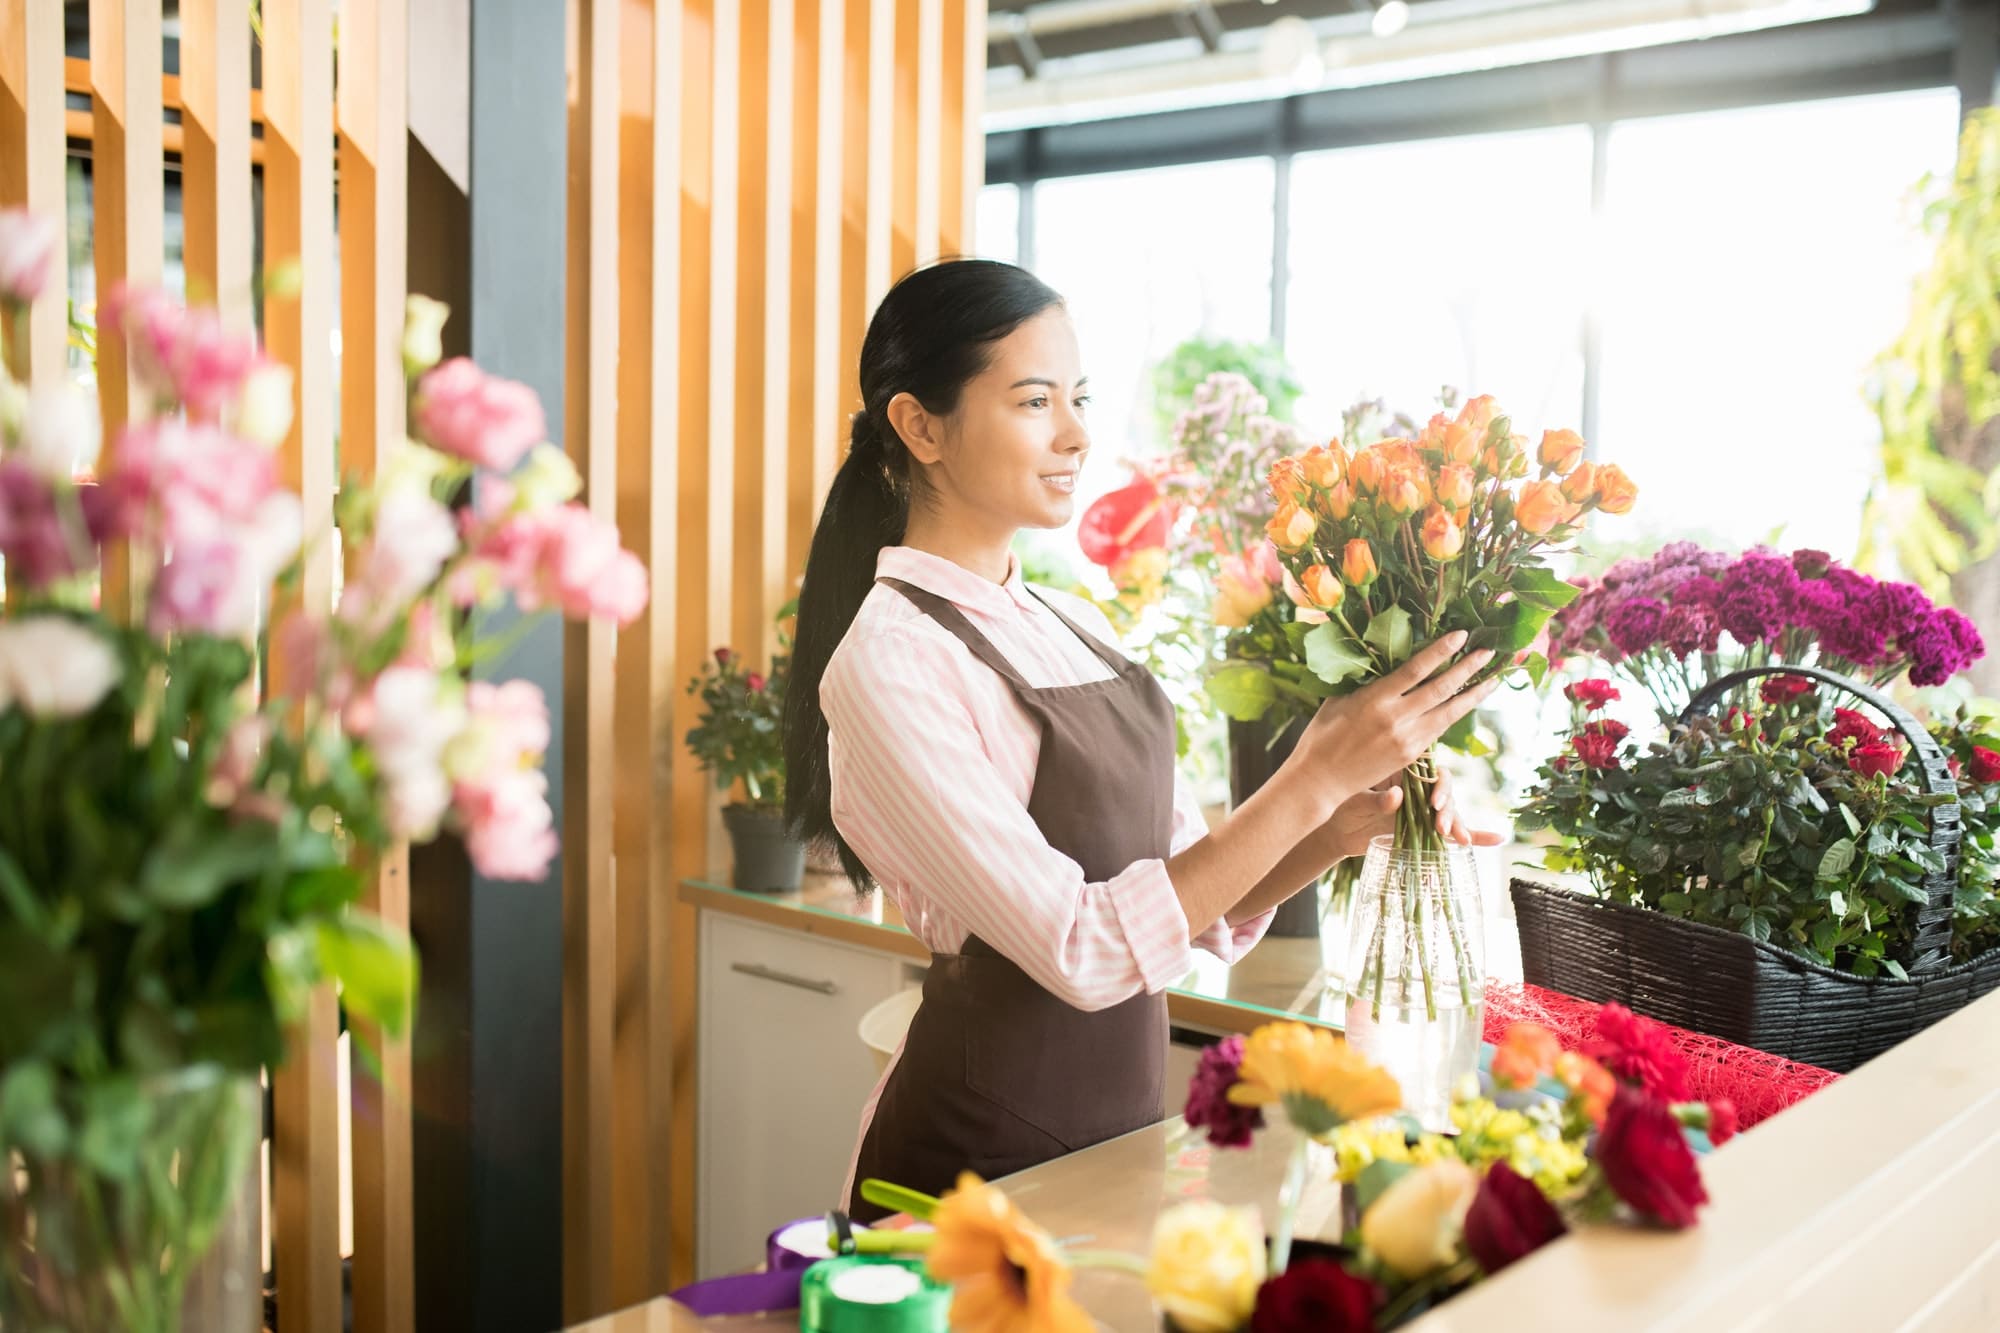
[924,1173,1093,1333]
[1226,1021,1403,1135]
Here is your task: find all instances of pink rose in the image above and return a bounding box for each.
[446,679,552,782]
[458,769,559,880]
[0,460,87,589]
[0,209,61,304]
[365,667,466,840]
[342,490,459,629]
[413,357,547,471]
[1213,550,1275,628]
[99,283,186,399]
[209,713,271,803]
[165,307,261,420]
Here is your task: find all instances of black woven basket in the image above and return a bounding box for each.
[1514,664,2000,1074]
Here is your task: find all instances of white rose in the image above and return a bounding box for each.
[233,360,295,448]
[15,382,98,479]
[510,443,582,511]
[401,295,450,376]
[0,616,121,718]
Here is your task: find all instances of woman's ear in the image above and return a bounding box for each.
[885,392,944,466]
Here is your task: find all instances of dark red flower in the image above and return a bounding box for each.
[1969,746,2000,785]
[1723,707,1761,739]
[1183,1033,1264,1149]
[1572,732,1621,770]
[1250,1259,1379,1333]
[1596,1085,1709,1229]
[1707,1099,1739,1146]
[745,672,766,692]
[1464,1162,1568,1275]
[1759,675,1817,705]
[1565,678,1621,710]
[714,647,733,665]
[1827,708,1882,752]
[1848,741,1905,780]
[1582,718,1630,744]
[1587,1003,1691,1102]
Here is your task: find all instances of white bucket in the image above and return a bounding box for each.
[858,987,925,1075]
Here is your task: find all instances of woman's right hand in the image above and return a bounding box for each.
[1286,631,1497,811]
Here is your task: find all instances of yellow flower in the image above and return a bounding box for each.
[1359,1159,1478,1279]
[927,1173,1094,1333]
[1226,1022,1402,1135]
[1331,1121,1414,1183]
[1145,1201,1266,1333]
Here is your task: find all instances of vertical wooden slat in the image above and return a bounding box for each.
[610,0,678,1305]
[936,0,966,257]
[264,1,341,1329]
[912,0,943,267]
[732,0,773,655]
[177,0,252,323]
[668,0,721,1288]
[864,0,895,306]
[889,0,919,279]
[89,0,165,622]
[955,0,985,257]
[336,2,413,1330]
[0,0,69,378]
[564,0,621,1321]
[785,0,845,567]
[760,0,796,657]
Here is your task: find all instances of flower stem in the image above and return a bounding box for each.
[1376,1258,1480,1328]
[1269,1132,1312,1274]
[1067,1250,1152,1277]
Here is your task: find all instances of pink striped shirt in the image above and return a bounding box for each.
[823,545,1274,1007]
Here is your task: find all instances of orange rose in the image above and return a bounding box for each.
[1456,394,1499,439]
[1418,413,1449,452]
[1560,461,1599,505]
[1302,444,1345,490]
[1268,457,1306,505]
[1491,1023,1562,1091]
[1376,439,1424,475]
[1299,563,1343,609]
[1267,502,1316,553]
[1380,467,1426,517]
[1213,551,1275,628]
[1555,1052,1616,1125]
[1593,463,1638,514]
[1419,506,1464,561]
[1537,429,1585,476]
[1349,447,1385,494]
[1341,539,1378,588]
[1443,420,1480,466]
[1514,480,1578,535]
[1482,435,1528,480]
[1434,463,1476,511]
[1281,567,1330,624]
[1325,478,1357,521]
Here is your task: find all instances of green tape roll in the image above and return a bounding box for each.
[798,1256,951,1333]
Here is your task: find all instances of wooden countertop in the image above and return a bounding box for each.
[576,981,2000,1331]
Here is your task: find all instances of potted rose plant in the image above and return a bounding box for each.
[686,635,803,893]
[0,210,646,1330]
[1516,543,1999,1071]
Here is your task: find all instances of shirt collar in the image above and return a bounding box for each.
[876,546,1041,617]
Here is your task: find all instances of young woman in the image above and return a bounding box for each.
[783,260,1500,1220]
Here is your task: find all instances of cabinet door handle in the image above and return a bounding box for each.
[731,961,839,996]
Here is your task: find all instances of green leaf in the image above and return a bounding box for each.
[1303,623,1370,686]
[317,915,420,1038]
[1520,652,1550,688]
[1509,566,1583,611]
[1281,621,1314,656]
[0,1061,70,1159]
[1817,838,1857,881]
[1811,920,1840,956]
[1840,804,1862,837]
[1354,1158,1415,1215]
[140,817,278,910]
[1744,914,1772,944]
[1883,959,1911,983]
[77,1077,149,1181]
[1659,891,1693,914]
[1206,663,1279,722]
[1495,600,1556,656]
[1439,713,1480,754]
[1362,606,1415,666]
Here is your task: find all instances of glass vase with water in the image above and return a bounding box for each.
[1343,832,1486,1130]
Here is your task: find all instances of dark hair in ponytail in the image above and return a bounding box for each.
[785,259,1064,885]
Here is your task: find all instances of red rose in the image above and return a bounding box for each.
[714,647,733,665]
[1565,678,1621,710]
[1970,746,2000,785]
[1588,1003,1692,1102]
[1848,741,1904,780]
[1572,732,1621,770]
[1597,1086,1709,1229]
[1707,1099,1739,1146]
[1759,675,1817,705]
[1250,1260,1380,1333]
[1464,1162,1568,1275]
[1827,707,1881,752]
[746,672,766,692]
[1582,718,1631,744]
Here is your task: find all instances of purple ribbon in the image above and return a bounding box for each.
[667,1218,840,1317]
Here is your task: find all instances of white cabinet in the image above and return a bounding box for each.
[696,913,910,1279]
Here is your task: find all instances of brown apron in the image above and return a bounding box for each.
[847,576,1178,1222]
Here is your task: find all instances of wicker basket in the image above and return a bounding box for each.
[1514,664,2000,1074]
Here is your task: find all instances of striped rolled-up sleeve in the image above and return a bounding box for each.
[824,623,1195,1010]
[1169,774,1274,962]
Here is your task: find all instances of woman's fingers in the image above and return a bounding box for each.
[1407,647,1495,712]
[1382,631,1469,695]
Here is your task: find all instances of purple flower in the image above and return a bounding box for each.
[1607,597,1667,659]
[1940,608,1987,669]
[1875,582,1935,641]
[1791,548,1834,579]
[1661,603,1720,659]
[0,459,87,589]
[1717,584,1785,645]
[1184,1033,1264,1148]
[1905,621,1958,687]
[1672,575,1723,609]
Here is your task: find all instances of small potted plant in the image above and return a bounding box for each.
[686,639,804,893]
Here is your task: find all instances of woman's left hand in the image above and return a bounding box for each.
[1322,765,1506,860]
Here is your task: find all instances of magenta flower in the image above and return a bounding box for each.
[1184,1033,1264,1148]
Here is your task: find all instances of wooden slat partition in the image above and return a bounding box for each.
[564,0,622,1322]
[176,0,253,323]
[0,0,69,380]
[337,1,415,1330]
[264,1,343,1330]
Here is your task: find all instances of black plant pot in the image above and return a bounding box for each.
[1228,714,1323,938]
[722,803,807,894]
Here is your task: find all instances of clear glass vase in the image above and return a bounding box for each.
[1343,835,1487,1130]
[1,1065,263,1333]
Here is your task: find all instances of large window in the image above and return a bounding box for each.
[975,183,1020,264]
[1596,88,1960,555]
[1284,126,1594,442]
